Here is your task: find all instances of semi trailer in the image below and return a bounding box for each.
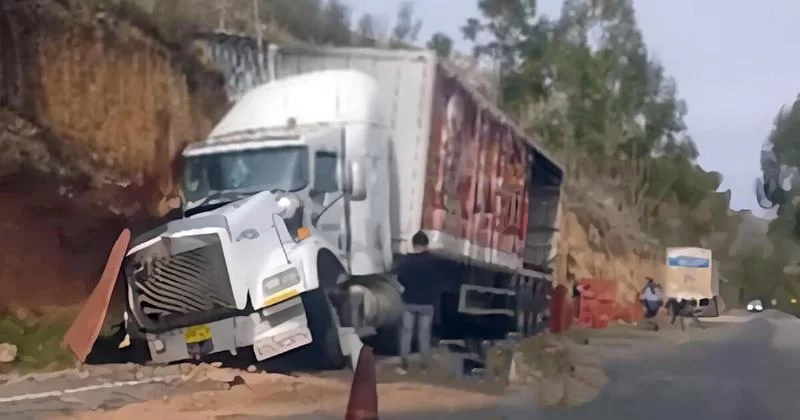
[64,43,564,369]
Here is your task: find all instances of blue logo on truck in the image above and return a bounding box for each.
[667,256,710,268]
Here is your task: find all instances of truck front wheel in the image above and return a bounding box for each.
[302,288,346,370]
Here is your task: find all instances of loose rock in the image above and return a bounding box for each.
[204,368,237,383]
[0,343,18,363]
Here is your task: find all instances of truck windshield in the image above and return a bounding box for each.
[182,146,309,206]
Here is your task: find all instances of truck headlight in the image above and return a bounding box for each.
[262,268,301,296]
[275,192,309,241]
[276,193,301,219]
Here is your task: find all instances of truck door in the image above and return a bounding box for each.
[310,148,346,257]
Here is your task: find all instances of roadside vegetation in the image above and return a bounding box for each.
[0,307,75,372]
[753,96,800,313]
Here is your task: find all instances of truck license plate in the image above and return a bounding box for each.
[253,326,312,361]
[184,324,212,344]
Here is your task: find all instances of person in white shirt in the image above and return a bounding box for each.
[639,278,664,326]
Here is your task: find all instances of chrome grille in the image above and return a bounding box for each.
[127,234,237,325]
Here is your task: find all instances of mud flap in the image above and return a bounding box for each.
[61,229,131,362]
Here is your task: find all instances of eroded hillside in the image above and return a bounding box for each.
[0,0,229,309]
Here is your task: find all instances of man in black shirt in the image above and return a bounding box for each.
[395,231,440,375]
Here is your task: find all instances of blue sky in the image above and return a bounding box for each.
[344,0,800,214]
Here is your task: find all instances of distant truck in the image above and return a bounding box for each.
[664,247,720,316]
[66,42,564,368]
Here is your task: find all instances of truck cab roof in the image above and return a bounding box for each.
[206,69,382,143]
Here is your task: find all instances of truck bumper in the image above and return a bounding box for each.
[145,295,310,365]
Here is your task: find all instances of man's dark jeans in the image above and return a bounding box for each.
[399,304,434,370]
[643,299,662,318]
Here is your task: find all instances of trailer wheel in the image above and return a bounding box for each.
[302,288,346,370]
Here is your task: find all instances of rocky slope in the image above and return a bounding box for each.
[0,0,229,309]
[553,189,663,311]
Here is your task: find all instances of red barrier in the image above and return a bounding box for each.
[549,285,573,333]
[577,278,646,329]
[615,300,645,323]
[551,279,646,333]
[577,278,617,329]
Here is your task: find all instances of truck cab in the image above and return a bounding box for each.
[123,70,402,368]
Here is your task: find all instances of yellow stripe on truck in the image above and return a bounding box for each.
[262,289,300,308]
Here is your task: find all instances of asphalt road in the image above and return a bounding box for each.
[4,312,799,419]
[499,316,792,420]
[282,312,800,420]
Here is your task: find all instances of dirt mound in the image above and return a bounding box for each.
[507,333,608,408]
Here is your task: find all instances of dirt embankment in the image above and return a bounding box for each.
[0,0,229,311]
[555,192,663,306]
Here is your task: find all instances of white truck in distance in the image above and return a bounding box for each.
[664,247,720,316]
[115,44,564,368]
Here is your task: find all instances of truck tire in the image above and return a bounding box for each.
[302,288,346,370]
[86,318,149,365]
[120,312,151,364]
[366,320,401,355]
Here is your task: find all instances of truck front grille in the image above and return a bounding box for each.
[126,234,238,330]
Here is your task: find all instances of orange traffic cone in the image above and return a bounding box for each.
[62,228,131,362]
[345,345,379,420]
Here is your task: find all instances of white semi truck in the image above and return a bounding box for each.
[69,44,564,369]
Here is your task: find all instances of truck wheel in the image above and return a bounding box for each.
[365,320,401,355]
[121,312,151,364]
[302,289,346,370]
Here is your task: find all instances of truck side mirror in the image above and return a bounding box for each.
[341,160,367,201]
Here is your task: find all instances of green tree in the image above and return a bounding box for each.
[462,0,727,247]
[318,0,352,45]
[754,96,800,301]
[355,13,378,46]
[389,1,423,47]
[426,32,453,58]
[460,0,537,74]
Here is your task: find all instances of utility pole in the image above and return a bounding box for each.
[217,1,227,30]
[493,49,502,105]
[253,0,264,78]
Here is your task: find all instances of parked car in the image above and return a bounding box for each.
[746,299,765,313]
